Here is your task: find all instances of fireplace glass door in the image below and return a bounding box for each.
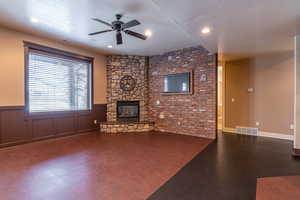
[117,101,139,122]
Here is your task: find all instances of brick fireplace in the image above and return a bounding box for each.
[100,55,154,133]
[100,46,216,138]
[117,101,140,122]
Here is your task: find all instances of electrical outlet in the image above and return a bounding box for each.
[290,124,294,130]
[231,98,235,102]
[156,100,160,105]
[255,122,260,126]
[94,120,97,125]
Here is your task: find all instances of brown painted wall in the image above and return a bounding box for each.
[149,46,217,139]
[249,53,294,134]
[0,26,107,106]
[225,52,294,135]
[0,26,108,146]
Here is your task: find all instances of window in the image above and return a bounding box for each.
[163,72,193,94]
[25,42,93,113]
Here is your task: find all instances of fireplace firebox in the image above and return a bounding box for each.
[117,101,140,122]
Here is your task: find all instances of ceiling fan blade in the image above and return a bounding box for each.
[124,30,147,40]
[88,30,113,36]
[116,32,123,45]
[122,20,141,29]
[92,18,112,27]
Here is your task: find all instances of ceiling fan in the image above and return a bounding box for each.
[89,14,147,45]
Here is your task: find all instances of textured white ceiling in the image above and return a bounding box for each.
[0,0,299,59]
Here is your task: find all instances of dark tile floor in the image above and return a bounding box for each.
[149,132,300,200]
[0,132,211,200]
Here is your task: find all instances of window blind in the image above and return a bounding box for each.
[28,51,91,113]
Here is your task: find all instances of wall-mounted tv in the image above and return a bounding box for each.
[163,72,193,94]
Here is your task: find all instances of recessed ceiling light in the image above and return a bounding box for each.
[201,27,211,34]
[145,30,152,37]
[30,17,39,23]
[107,45,113,49]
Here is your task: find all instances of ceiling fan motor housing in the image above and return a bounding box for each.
[112,21,124,31]
[116,14,122,20]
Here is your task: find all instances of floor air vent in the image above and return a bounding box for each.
[236,127,258,136]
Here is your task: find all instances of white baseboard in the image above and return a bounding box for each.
[156,129,216,139]
[222,127,294,141]
[259,131,294,141]
[222,127,237,133]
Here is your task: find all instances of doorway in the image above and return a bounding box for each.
[217,65,224,130]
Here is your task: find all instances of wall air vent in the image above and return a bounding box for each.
[236,126,258,136]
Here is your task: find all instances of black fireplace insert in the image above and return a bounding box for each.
[117,101,140,122]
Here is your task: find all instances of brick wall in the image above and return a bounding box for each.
[148,46,217,139]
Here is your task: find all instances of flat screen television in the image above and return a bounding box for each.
[163,72,192,94]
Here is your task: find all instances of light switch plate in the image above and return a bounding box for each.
[248,88,254,92]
